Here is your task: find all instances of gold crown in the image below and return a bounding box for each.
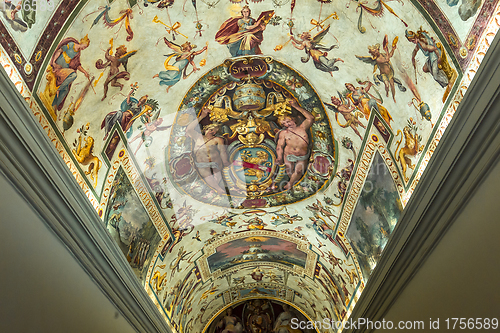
[80,35,90,45]
[233,83,266,111]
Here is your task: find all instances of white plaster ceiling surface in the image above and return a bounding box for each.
[0,0,499,331]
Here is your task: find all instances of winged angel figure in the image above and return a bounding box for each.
[95,44,137,101]
[290,25,343,77]
[324,93,366,140]
[153,38,207,93]
[355,35,406,102]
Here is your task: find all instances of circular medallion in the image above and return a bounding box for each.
[459,47,468,58]
[24,62,33,75]
[166,56,336,208]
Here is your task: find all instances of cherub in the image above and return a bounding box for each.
[325,95,366,140]
[128,109,171,154]
[238,217,267,230]
[356,35,406,102]
[160,225,194,255]
[209,213,238,228]
[307,215,335,242]
[275,99,314,190]
[270,210,303,226]
[95,44,137,101]
[290,25,343,77]
[344,81,393,127]
[153,38,207,93]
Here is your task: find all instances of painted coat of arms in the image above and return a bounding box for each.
[167,57,336,208]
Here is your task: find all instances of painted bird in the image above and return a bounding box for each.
[192,230,201,242]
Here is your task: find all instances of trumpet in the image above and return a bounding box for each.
[309,12,338,31]
[152,16,188,39]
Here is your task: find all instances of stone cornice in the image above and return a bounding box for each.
[0,65,171,333]
[346,32,500,332]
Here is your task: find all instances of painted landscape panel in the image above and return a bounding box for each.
[207,236,307,273]
[347,153,403,281]
[104,167,161,283]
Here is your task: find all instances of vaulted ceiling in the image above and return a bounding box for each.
[1,0,498,331]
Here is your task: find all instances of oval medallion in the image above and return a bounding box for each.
[166,56,336,208]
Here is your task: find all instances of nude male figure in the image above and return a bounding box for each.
[276,99,314,190]
[186,107,229,193]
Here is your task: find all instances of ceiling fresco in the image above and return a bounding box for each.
[1,0,499,331]
[205,298,316,333]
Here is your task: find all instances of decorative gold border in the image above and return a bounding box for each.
[98,141,171,239]
[224,282,295,302]
[0,44,100,210]
[333,128,406,289]
[202,296,320,333]
[338,131,404,236]
[403,3,500,206]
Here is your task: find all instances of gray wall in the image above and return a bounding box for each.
[0,172,137,333]
[375,159,500,332]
